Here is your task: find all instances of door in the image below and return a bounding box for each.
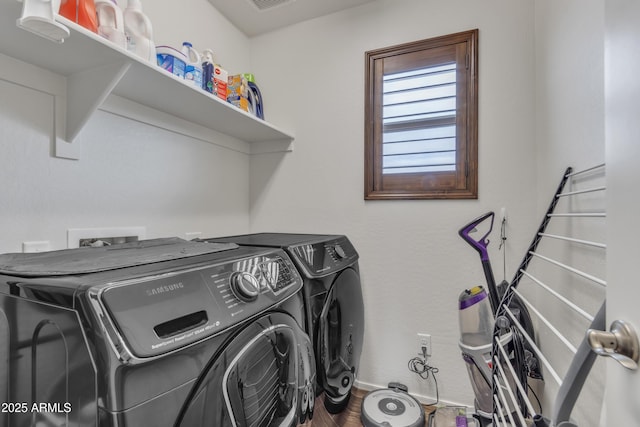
[318,267,364,412]
[176,313,313,427]
[604,0,640,424]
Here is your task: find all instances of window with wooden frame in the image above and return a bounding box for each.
[365,29,478,200]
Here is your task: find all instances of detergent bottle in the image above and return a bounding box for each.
[59,0,98,33]
[243,74,265,119]
[181,42,203,89]
[123,0,155,62]
[201,49,215,93]
[95,0,126,48]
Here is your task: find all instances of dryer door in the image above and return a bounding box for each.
[176,312,312,427]
[317,267,364,412]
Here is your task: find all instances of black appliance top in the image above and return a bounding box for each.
[201,233,359,278]
[206,233,342,247]
[0,237,237,277]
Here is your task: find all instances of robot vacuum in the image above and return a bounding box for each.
[361,384,425,427]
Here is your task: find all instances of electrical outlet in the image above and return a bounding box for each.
[417,333,432,357]
[67,227,146,248]
[22,241,51,253]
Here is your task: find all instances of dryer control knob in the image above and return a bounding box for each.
[230,272,260,302]
[334,244,346,259]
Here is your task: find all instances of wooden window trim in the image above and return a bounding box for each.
[364,29,478,200]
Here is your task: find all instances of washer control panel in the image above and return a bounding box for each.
[290,236,359,278]
[95,249,302,359]
[229,271,260,302]
[213,253,298,316]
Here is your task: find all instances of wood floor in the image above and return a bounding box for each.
[300,388,436,427]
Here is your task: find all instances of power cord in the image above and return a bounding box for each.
[407,346,440,405]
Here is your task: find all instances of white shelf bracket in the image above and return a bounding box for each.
[250,139,295,155]
[55,60,131,159]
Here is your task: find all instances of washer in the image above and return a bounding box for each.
[202,233,365,414]
[0,238,315,426]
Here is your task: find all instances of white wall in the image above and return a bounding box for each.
[249,0,538,406]
[142,0,250,73]
[0,0,253,253]
[535,0,605,203]
[533,2,606,426]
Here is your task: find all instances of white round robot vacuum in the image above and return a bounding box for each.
[361,384,425,427]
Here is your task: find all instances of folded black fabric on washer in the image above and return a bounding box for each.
[0,237,238,277]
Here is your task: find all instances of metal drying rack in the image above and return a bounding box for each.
[490,164,610,427]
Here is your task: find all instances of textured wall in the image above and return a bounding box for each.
[0,0,254,253]
[249,0,538,406]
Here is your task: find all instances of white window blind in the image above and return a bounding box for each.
[382,63,457,174]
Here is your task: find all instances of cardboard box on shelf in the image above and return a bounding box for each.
[228,74,249,112]
[213,65,228,101]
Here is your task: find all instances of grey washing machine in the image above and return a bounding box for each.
[201,233,364,414]
[0,238,315,427]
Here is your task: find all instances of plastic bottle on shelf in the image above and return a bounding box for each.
[95,0,126,48]
[59,0,98,33]
[181,42,203,89]
[201,49,215,94]
[16,0,70,43]
[123,0,155,62]
[156,46,186,78]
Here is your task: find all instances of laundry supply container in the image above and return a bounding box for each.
[59,0,98,32]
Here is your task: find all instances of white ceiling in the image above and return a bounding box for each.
[207,0,377,37]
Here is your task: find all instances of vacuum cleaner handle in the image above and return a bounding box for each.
[459,211,501,313]
[458,211,495,262]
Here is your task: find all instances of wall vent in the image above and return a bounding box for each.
[247,0,297,12]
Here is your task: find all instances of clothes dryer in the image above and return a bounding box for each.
[0,238,315,427]
[202,233,364,414]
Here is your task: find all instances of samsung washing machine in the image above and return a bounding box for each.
[202,233,364,414]
[0,238,315,427]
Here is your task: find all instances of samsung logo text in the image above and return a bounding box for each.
[146,282,184,296]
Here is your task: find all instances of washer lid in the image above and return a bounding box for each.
[361,389,425,427]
